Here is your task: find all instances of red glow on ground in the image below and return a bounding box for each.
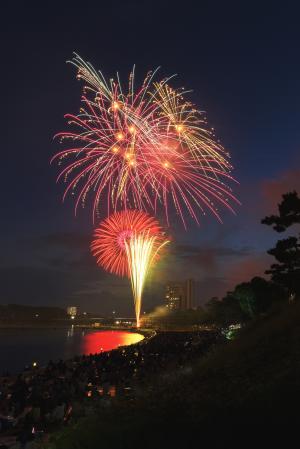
[81,331,144,354]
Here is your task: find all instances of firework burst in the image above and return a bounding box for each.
[91,210,169,327]
[52,54,239,227]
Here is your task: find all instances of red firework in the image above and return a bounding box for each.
[91,210,164,277]
[52,54,239,227]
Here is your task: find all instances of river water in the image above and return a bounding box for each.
[0,328,144,374]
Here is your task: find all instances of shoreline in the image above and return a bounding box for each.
[0,329,219,448]
[0,323,147,331]
[0,324,156,342]
[0,327,154,377]
[0,329,156,447]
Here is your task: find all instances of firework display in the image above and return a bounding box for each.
[91,210,169,327]
[52,54,239,326]
[52,54,238,227]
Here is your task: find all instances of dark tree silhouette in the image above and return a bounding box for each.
[262,191,300,232]
[262,191,300,299]
[205,294,246,325]
[230,276,284,318]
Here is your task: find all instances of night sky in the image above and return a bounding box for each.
[1,2,300,315]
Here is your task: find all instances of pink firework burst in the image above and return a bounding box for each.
[52,54,239,227]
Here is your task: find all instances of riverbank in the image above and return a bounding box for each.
[48,302,300,449]
[0,328,149,376]
[0,330,220,448]
[0,322,151,332]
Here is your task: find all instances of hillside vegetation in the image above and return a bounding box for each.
[49,302,300,448]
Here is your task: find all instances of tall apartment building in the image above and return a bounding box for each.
[165,279,195,310]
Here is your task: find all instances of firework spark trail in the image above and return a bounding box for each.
[52,54,239,226]
[91,210,169,326]
[125,232,169,327]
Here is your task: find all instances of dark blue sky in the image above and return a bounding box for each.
[1,1,300,314]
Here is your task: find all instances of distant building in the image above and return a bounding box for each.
[165,279,195,310]
[165,283,185,310]
[185,278,195,309]
[66,306,78,319]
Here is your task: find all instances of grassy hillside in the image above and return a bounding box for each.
[49,302,300,448]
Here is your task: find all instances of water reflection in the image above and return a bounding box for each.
[81,331,144,354]
[0,329,144,374]
[67,325,74,338]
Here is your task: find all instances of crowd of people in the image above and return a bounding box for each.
[0,330,221,448]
